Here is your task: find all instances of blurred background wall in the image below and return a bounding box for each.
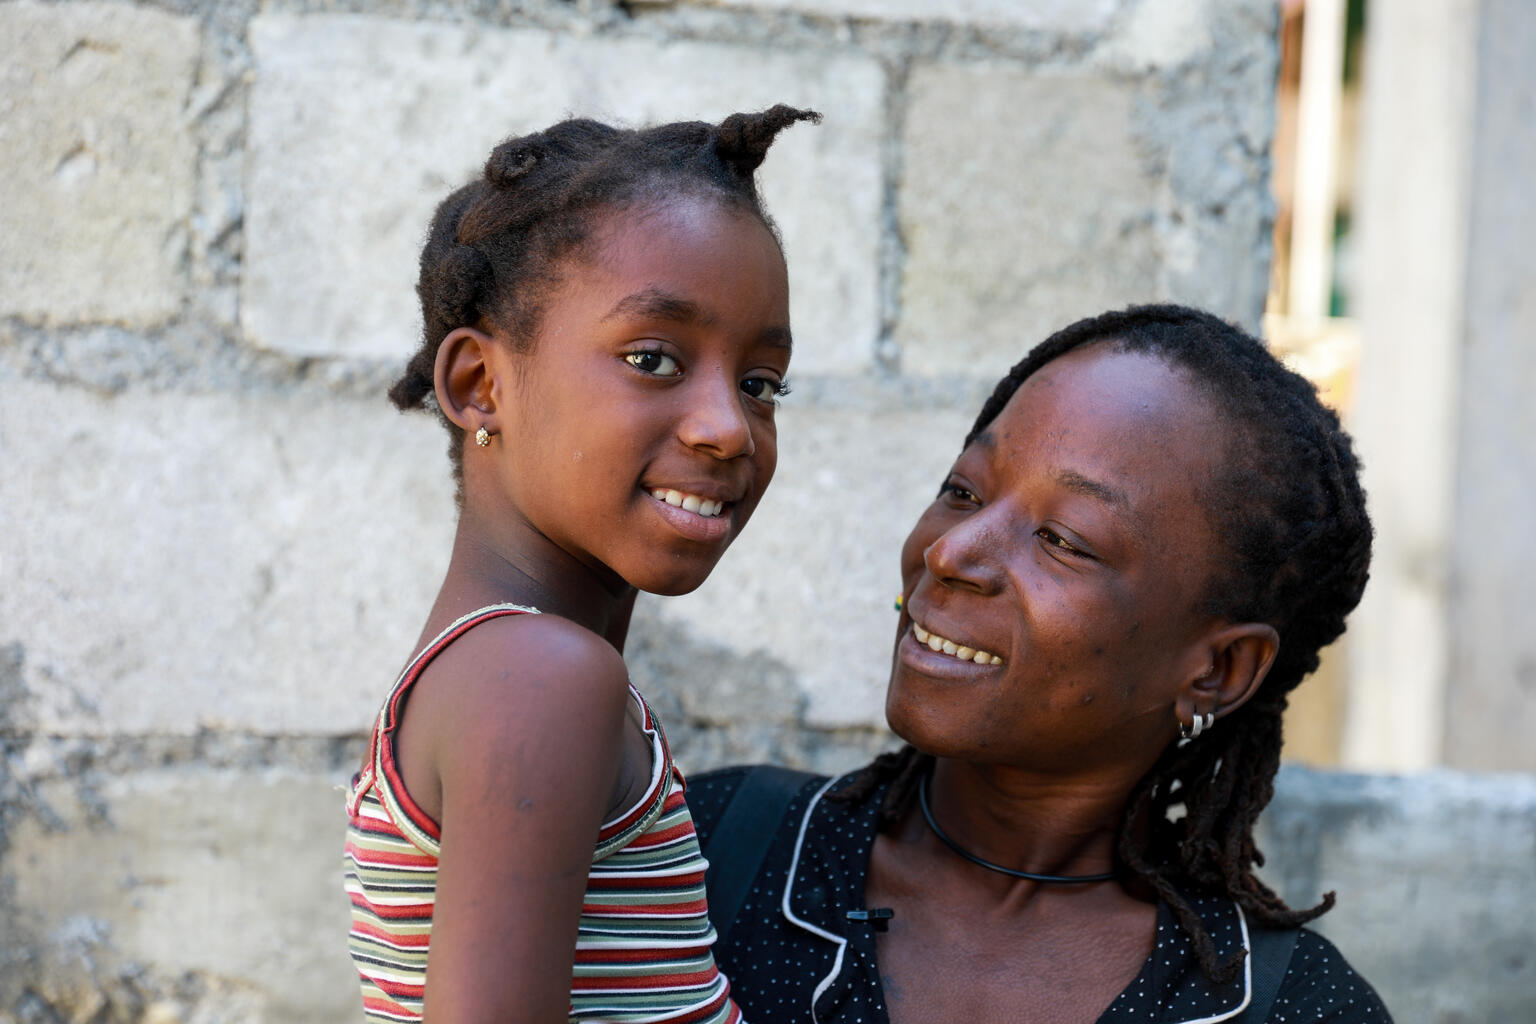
[0,0,1531,1021]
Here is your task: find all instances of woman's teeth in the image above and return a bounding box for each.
[912,622,1003,666]
[651,488,725,518]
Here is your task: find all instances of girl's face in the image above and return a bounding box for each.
[886,344,1233,778]
[487,196,791,596]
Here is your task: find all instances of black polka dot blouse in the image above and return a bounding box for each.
[689,767,1392,1024]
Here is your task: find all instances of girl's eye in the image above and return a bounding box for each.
[625,351,682,377]
[741,376,791,403]
[1037,527,1091,558]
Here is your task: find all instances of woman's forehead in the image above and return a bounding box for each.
[997,346,1222,445]
[978,346,1230,511]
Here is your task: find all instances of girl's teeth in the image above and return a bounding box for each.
[911,621,1002,666]
[650,489,724,518]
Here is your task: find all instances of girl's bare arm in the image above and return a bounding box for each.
[413,614,632,1023]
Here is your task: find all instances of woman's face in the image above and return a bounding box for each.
[887,343,1235,776]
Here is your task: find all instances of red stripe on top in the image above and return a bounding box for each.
[372,607,537,841]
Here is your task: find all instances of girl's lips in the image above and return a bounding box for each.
[646,489,734,543]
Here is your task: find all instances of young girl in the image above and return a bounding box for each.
[344,105,818,1023]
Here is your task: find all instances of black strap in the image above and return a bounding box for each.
[702,765,819,950]
[1238,927,1300,1022]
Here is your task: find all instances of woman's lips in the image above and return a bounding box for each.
[898,623,1005,677]
[911,620,1004,666]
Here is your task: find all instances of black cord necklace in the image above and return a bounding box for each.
[918,773,1117,884]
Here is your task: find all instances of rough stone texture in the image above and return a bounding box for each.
[689,0,1119,32]
[652,402,973,729]
[0,379,456,736]
[895,0,1277,379]
[3,766,357,1024]
[242,16,884,373]
[896,66,1161,378]
[0,2,198,327]
[1444,0,1536,772]
[1258,766,1536,1023]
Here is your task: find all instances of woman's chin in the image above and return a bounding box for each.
[884,684,972,760]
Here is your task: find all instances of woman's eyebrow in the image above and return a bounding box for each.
[1056,470,1131,513]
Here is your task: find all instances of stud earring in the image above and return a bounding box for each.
[894,594,904,612]
[475,426,491,447]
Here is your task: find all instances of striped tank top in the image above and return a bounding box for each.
[344,604,742,1023]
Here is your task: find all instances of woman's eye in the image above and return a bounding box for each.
[625,351,682,377]
[940,483,979,504]
[741,376,791,402]
[1037,527,1089,558]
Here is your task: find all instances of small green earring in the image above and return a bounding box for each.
[894,594,904,612]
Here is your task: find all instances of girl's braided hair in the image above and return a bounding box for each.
[839,304,1373,983]
[388,105,820,486]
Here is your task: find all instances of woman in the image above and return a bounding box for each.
[690,305,1391,1023]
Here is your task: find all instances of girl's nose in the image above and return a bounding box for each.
[678,374,755,460]
[923,510,1007,596]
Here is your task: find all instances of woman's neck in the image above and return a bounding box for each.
[917,757,1141,894]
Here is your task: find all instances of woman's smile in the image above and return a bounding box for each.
[899,621,1008,680]
[908,616,1005,666]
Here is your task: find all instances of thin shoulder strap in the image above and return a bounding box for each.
[347,603,540,819]
[703,765,819,950]
[1239,927,1301,1022]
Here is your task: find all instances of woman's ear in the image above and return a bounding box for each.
[1178,622,1281,727]
[433,326,499,435]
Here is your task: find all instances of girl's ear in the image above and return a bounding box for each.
[1176,622,1281,728]
[433,327,500,435]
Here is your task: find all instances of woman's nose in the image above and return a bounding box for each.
[923,511,1007,595]
[678,374,755,460]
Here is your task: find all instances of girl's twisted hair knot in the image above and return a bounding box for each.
[714,105,821,178]
[485,137,545,188]
[433,242,493,331]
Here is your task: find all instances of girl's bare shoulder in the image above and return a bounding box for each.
[408,612,633,759]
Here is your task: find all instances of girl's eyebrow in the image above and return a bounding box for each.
[604,286,793,351]
[603,287,711,326]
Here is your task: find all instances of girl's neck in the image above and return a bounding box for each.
[431,508,637,650]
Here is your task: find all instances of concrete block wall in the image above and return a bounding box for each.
[4,1,1525,1021]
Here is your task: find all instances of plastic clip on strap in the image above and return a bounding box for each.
[845,907,895,932]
